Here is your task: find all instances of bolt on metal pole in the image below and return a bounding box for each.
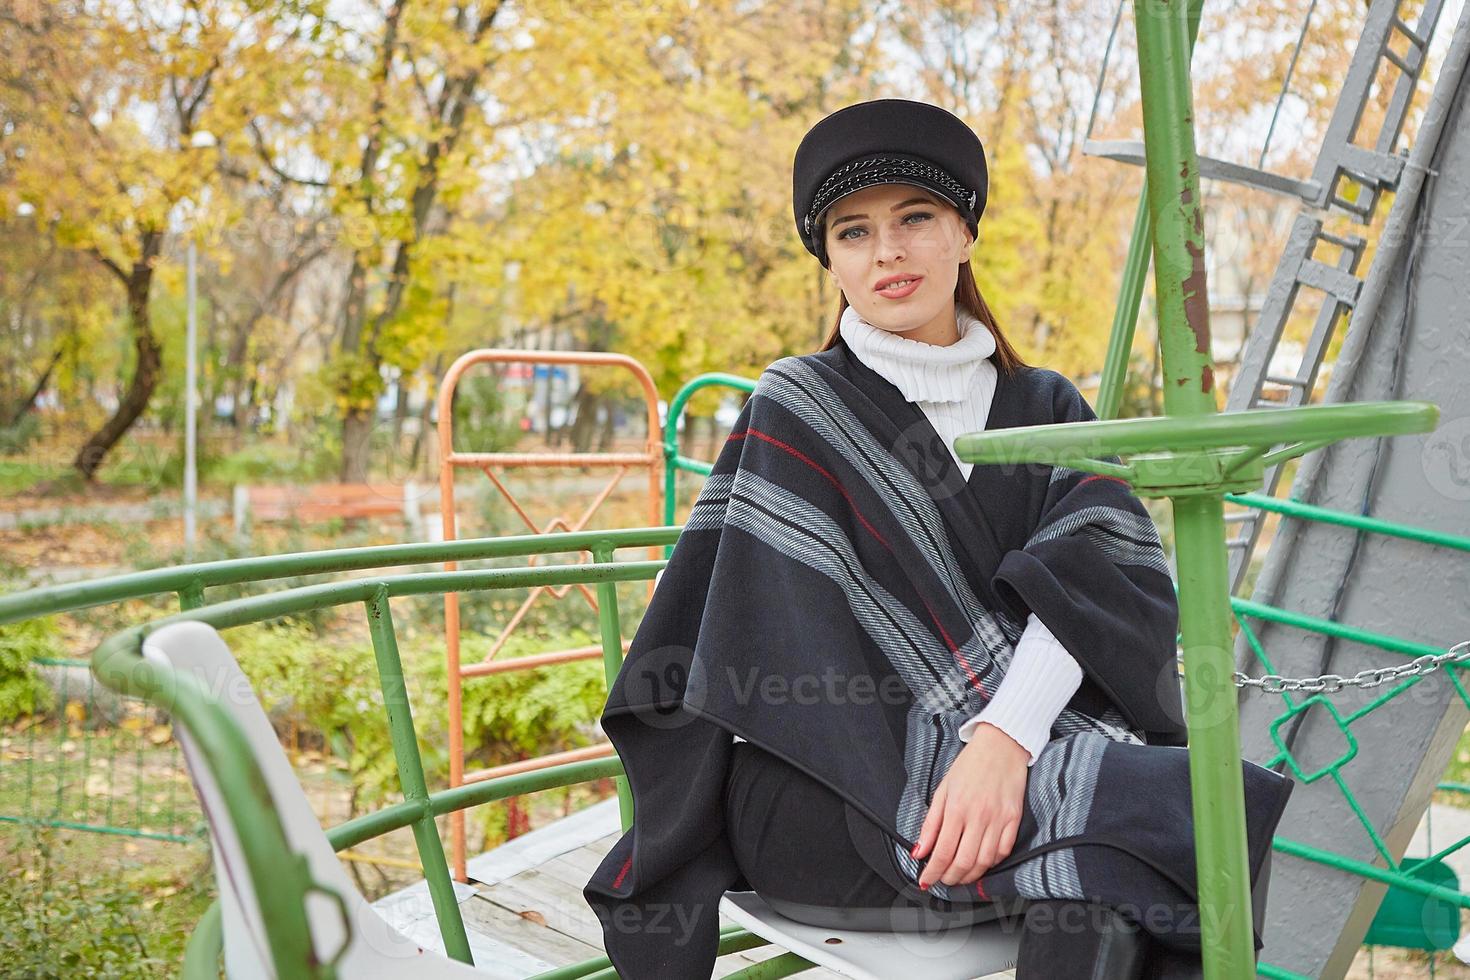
[1131,0,1257,975]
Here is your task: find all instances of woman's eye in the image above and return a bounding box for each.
[836,211,933,241]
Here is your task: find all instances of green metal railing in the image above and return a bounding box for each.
[78,532,691,979]
[0,527,694,627]
[6,501,1469,977]
[0,527,689,842]
[0,526,805,976]
[1222,497,1470,974]
[662,372,758,557]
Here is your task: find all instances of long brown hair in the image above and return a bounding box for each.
[813,218,1030,375]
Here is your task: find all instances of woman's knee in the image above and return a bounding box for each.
[722,743,891,908]
[1014,899,1150,980]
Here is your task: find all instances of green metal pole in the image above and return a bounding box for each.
[179,581,205,611]
[1097,0,1205,421]
[592,542,635,833]
[1175,495,1256,973]
[1098,189,1155,421]
[181,900,224,980]
[1132,0,1255,975]
[663,373,756,556]
[364,589,474,965]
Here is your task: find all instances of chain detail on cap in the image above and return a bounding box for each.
[804,156,975,237]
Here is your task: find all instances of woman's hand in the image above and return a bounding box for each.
[912,721,1028,889]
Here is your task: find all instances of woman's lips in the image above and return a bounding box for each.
[875,277,922,298]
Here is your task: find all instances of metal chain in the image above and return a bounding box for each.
[1232,639,1470,695]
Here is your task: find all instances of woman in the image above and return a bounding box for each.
[584,98,1292,980]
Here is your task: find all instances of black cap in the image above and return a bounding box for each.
[792,99,988,268]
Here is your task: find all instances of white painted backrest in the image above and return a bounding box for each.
[141,620,463,977]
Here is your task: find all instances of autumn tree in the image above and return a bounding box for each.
[244,0,517,480]
[473,0,878,411]
[0,219,112,429]
[0,0,304,479]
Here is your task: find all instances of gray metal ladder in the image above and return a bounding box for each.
[1081,0,1450,592]
[1219,0,1449,593]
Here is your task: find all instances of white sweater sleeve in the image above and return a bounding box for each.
[956,613,1084,766]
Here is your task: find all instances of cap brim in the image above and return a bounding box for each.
[808,178,973,246]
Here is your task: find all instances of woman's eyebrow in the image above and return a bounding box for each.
[831,197,935,228]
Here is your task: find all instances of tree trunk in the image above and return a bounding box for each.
[341,406,373,483]
[568,383,602,453]
[243,375,259,431]
[227,318,252,431]
[73,234,162,481]
[1028,195,1062,351]
[677,411,697,462]
[597,396,616,452]
[4,344,63,427]
[541,361,556,447]
[335,1,498,482]
[336,2,403,484]
[391,374,411,451]
[410,355,444,473]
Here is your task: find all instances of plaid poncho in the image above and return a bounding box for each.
[584,340,1293,977]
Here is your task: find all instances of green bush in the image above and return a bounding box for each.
[452,373,523,455]
[0,616,57,725]
[205,438,339,486]
[0,455,68,496]
[0,412,41,454]
[229,620,610,812]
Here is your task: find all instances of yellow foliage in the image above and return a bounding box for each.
[2,0,1359,467]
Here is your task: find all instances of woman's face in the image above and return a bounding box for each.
[821,182,974,343]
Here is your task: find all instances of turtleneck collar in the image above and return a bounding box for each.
[838,303,998,403]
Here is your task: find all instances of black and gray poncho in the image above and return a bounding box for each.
[583,338,1293,977]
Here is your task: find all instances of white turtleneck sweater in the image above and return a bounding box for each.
[837,303,1084,767]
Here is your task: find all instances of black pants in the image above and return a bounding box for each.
[722,740,1210,978]
[722,740,927,910]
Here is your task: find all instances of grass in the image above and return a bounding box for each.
[0,713,615,976]
[0,458,71,497]
[0,611,622,974]
[0,823,215,978]
[0,712,201,842]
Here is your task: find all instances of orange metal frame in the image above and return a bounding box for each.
[436,349,663,881]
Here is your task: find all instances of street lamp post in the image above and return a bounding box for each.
[183,129,216,559]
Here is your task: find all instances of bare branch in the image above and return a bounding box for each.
[169,73,186,126]
[249,119,331,188]
[182,54,220,129]
[88,248,129,286]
